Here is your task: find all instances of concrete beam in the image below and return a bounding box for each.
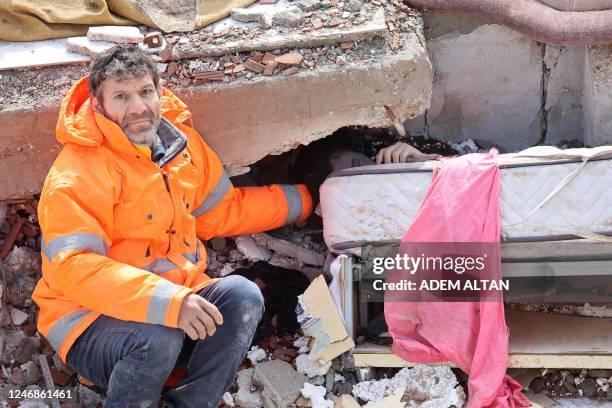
[583,45,612,147]
[0,32,431,199]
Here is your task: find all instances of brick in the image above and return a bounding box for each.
[245,59,266,74]
[143,32,163,48]
[233,64,246,74]
[193,70,224,82]
[262,52,277,65]
[50,367,72,386]
[87,26,144,44]
[263,60,278,76]
[275,51,303,66]
[251,53,265,63]
[166,62,179,77]
[340,42,354,52]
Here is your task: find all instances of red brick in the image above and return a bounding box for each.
[144,32,163,48]
[340,42,354,52]
[283,66,299,76]
[245,59,266,74]
[50,367,72,386]
[263,60,278,76]
[251,53,265,63]
[262,52,277,65]
[275,51,303,66]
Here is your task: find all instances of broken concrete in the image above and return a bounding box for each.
[172,8,388,60]
[295,354,332,378]
[235,236,272,262]
[247,345,269,365]
[87,26,144,44]
[300,382,333,408]
[253,360,307,408]
[233,368,263,408]
[65,37,115,58]
[352,365,466,407]
[252,234,325,266]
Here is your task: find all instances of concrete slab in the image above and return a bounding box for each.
[0,28,432,199]
[0,39,89,71]
[173,8,388,59]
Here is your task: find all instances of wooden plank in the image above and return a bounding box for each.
[172,8,387,60]
[353,310,612,369]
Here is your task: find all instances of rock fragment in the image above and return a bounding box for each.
[233,368,263,408]
[253,360,307,408]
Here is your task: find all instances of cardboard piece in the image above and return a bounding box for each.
[296,275,354,363]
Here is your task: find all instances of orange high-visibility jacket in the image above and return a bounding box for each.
[32,77,312,363]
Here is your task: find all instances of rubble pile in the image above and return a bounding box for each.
[0,0,422,110]
[0,199,105,407]
[161,0,421,88]
[527,369,612,401]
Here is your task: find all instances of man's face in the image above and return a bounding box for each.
[92,73,161,146]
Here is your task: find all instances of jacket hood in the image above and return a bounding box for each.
[56,76,193,147]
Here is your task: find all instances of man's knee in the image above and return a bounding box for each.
[129,323,184,370]
[215,275,265,325]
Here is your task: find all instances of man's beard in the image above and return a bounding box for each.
[99,105,161,147]
[122,112,160,146]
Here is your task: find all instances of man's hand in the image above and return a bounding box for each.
[178,293,224,340]
[376,142,424,164]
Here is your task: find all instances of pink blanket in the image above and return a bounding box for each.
[384,151,530,407]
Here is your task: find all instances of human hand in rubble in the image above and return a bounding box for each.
[178,293,224,340]
[376,142,424,164]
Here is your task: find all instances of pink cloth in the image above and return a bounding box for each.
[384,151,530,407]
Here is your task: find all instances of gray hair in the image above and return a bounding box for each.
[88,44,160,101]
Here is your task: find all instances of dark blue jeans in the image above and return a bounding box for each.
[66,275,264,408]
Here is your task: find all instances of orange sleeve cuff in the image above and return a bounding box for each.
[166,287,194,328]
[296,184,313,222]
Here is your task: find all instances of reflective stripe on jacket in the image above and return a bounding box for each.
[33,77,312,362]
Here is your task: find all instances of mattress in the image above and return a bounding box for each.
[320,146,612,254]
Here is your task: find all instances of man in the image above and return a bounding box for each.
[32,44,312,407]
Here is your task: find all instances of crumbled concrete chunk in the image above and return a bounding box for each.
[66,37,115,58]
[233,368,263,408]
[247,345,268,366]
[301,383,333,408]
[296,354,331,378]
[273,10,304,27]
[87,26,144,44]
[253,360,307,408]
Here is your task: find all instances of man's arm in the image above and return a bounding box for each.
[39,161,192,328]
[188,130,312,240]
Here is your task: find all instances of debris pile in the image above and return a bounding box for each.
[528,369,612,401]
